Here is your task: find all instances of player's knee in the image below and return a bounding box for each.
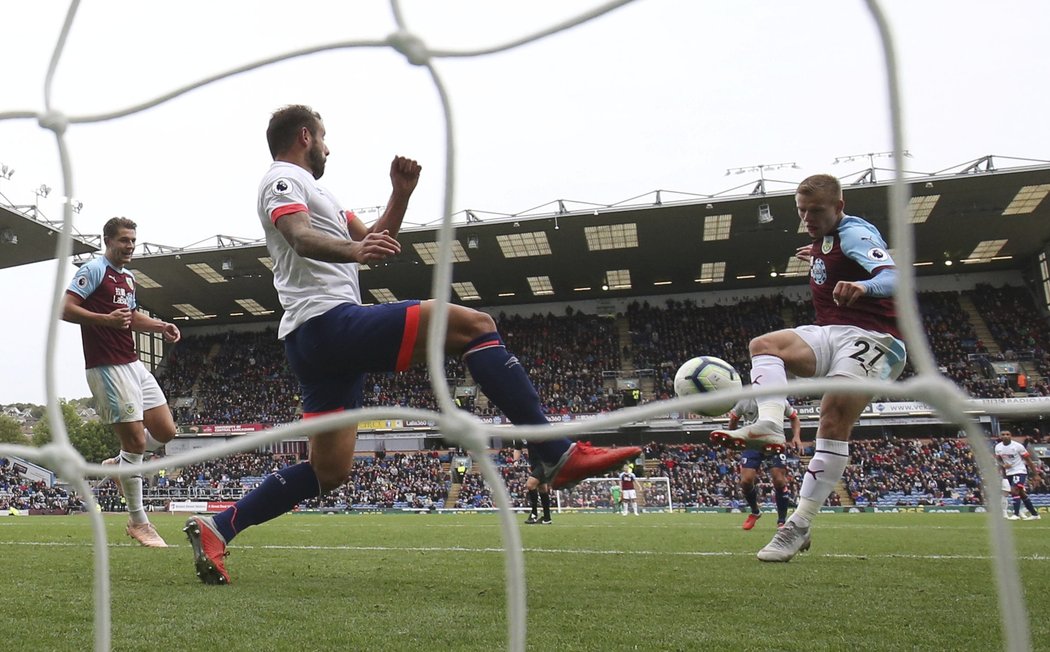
[468,309,497,337]
[313,461,352,493]
[150,425,177,443]
[817,413,852,440]
[451,307,497,349]
[748,334,779,357]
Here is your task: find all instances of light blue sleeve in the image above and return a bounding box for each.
[857,267,897,298]
[67,258,105,299]
[839,217,895,273]
[126,271,138,310]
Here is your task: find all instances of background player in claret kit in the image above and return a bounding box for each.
[995,430,1042,520]
[710,174,907,562]
[619,464,639,516]
[62,217,181,547]
[727,398,803,530]
[184,105,639,584]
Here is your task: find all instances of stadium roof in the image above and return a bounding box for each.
[58,160,1050,325]
[0,204,97,268]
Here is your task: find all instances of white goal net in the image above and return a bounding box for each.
[0,2,1036,651]
[557,476,672,513]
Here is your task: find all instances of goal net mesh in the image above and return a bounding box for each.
[0,1,1034,651]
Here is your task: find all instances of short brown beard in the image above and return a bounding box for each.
[307,145,326,180]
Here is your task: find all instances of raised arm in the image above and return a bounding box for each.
[347,155,421,241]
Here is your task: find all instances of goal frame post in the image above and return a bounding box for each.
[555,476,673,513]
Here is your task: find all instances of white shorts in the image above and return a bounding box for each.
[794,325,907,381]
[622,489,637,500]
[86,360,166,424]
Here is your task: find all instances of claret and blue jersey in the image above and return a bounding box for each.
[808,215,900,339]
[66,256,139,369]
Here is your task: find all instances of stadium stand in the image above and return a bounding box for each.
[155,288,1050,429]
[77,437,1045,514]
[11,284,1019,515]
[0,457,81,512]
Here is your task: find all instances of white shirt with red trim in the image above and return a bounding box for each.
[258,161,363,339]
[729,398,796,424]
[994,440,1030,475]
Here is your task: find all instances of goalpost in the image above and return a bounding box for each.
[556,476,672,513]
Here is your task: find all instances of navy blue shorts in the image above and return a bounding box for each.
[284,301,421,416]
[741,449,788,471]
[1008,473,1028,490]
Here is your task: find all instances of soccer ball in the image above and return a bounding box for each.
[673,355,742,416]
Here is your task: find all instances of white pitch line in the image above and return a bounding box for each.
[1,539,1048,561]
[415,522,1002,532]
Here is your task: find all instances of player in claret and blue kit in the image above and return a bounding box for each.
[710,174,907,562]
[63,217,182,547]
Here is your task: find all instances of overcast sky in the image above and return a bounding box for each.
[1,0,1048,405]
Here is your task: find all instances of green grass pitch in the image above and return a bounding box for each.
[0,512,1047,651]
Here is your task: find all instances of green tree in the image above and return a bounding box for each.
[72,419,120,463]
[32,401,84,447]
[0,414,28,445]
[32,401,118,463]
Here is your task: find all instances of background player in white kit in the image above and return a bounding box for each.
[727,398,803,530]
[994,430,1042,520]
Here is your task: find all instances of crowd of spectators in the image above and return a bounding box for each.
[972,284,1050,360]
[627,296,791,401]
[362,360,464,413]
[485,310,624,416]
[0,457,81,512]
[154,285,1050,428]
[9,429,1048,514]
[970,283,1050,398]
[162,330,299,426]
[844,438,981,506]
[844,435,1049,507]
[300,451,449,510]
[916,291,1011,398]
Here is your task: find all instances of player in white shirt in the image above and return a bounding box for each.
[994,431,1041,520]
[183,104,640,584]
[727,398,803,530]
